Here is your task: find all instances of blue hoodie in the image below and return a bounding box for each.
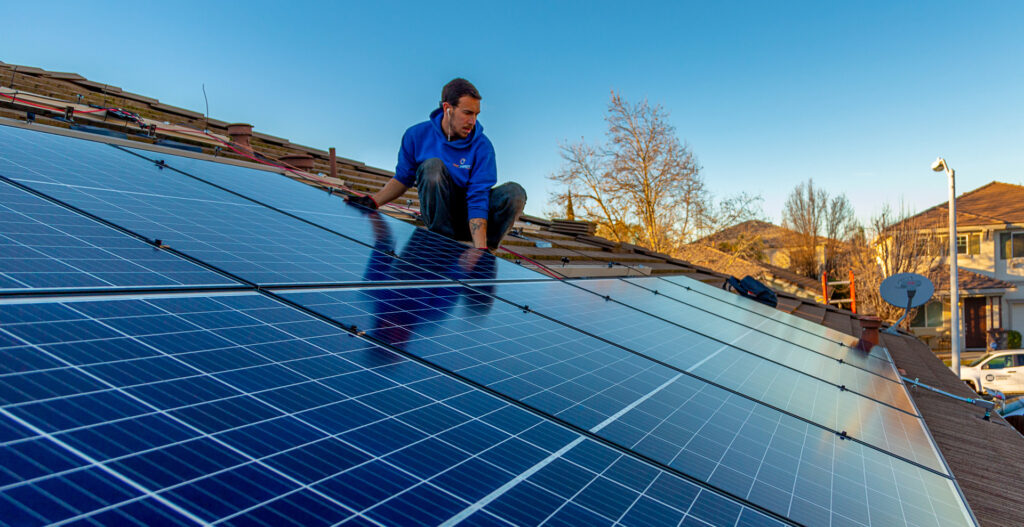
[394,108,497,220]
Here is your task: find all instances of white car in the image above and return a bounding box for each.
[960,350,1024,394]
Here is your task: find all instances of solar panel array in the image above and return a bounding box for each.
[0,122,977,526]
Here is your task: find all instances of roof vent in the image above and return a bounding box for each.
[225,123,253,154]
[858,316,881,349]
[550,219,596,237]
[279,153,315,172]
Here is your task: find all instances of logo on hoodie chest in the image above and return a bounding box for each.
[452,158,471,170]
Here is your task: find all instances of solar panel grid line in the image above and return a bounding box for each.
[0,294,790,523]
[0,201,155,291]
[0,125,449,287]
[405,284,938,476]
[0,294,782,523]
[279,286,974,526]
[0,173,263,291]
[631,276,898,378]
[654,275,895,367]
[115,144,548,284]
[262,289,802,525]
[456,282,947,477]
[520,380,694,527]
[437,435,586,527]
[519,279,957,485]
[630,279,955,475]
[0,177,242,295]
[9,179,430,290]
[0,123,974,525]
[110,146,459,286]
[632,276,900,380]
[0,407,206,527]
[563,282,916,417]
[0,298,487,523]
[0,300,389,524]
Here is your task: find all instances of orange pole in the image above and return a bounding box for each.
[821,271,829,303]
[848,269,856,314]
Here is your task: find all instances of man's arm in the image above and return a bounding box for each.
[469,218,488,249]
[372,178,410,208]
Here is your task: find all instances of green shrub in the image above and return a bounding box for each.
[1009,330,1022,349]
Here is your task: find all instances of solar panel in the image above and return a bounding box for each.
[0,122,978,526]
[0,180,236,292]
[118,146,547,283]
[656,274,872,348]
[565,278,914,412]
[0,292,784,526]
[280,285,972,526]
[468,279,944,471]
[647,276,900,379]
[0,125,444,286]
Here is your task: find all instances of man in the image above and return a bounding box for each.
[348,78,526,251]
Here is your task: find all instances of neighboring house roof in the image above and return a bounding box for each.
[909,181,1024,229]
[931,267,1018,293]
[674,244,827,299]
[4,62,1024,526]
[698,219,796,248]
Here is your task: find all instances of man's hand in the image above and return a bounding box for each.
[346,194,378,210]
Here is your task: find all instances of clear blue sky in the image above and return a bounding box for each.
[3,1,1021,225]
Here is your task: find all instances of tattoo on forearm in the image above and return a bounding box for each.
[469,219,485,235]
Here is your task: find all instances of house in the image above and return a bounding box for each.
[697,219,801,268]
[901,182,1024,354]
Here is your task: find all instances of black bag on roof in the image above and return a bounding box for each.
[723,275,778,308]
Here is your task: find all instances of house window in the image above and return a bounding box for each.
[955,233,980,255]
[937,233,980,255]
[999,231,1024,259]
[910,300,944,328]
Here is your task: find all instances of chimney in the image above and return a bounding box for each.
[329,147,338,179]
[279,153,315,172]
[225,123,253,154]
[857,316,881,351]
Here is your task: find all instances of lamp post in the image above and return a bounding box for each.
[932,157,960,376]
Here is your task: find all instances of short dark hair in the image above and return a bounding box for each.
[441,78,481,108]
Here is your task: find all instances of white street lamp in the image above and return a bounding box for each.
[932,157,960,376]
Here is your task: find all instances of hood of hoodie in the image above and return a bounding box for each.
[429,107,484,149]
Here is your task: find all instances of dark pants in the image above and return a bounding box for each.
[415,158,527,249]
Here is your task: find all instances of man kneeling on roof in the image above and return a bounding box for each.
[347,78,527,252]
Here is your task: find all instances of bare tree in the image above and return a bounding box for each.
[548,92,761,254]
[782,179,828,277]
[547,140,632,242]
[822,194,858,274]
[604,92,703,252]
[849,203,941,323]
[781,179,859,278]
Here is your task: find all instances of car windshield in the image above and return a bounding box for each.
[969,354,993,367]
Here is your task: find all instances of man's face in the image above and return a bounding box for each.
[444,95,480,139]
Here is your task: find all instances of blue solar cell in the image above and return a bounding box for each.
[568,279,911,407]
[0,180,236,292]
[652,275,899,376]
[476,279,940,472]
[121,146,547,282]
[280,285,974,526]
[0,124,445,286]
[0,292,781,526]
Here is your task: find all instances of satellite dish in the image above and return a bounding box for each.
[879,273,934,334]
